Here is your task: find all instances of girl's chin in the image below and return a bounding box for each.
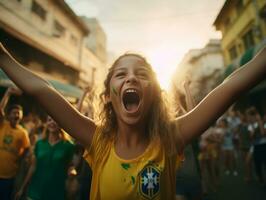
[120,116,144,126]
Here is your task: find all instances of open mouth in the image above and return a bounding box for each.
[122,89,140,112]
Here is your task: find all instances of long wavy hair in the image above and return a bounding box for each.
[96,53,178,161]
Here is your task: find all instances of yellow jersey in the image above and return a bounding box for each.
[84,127,183,200]
[0,120,30,178]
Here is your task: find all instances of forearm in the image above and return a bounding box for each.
[0,89,10,122]
[224,47,266,96]
[20,160,35,191]
[0,53,52,96]
[178,48,266,145]
[0,88,12,122]
[0,88,11,111]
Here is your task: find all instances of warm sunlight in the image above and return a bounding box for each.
[148,51,183,91]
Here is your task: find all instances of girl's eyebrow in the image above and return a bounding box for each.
[114,65,150,72]
[113,67,127,72]
[137,67,149,71]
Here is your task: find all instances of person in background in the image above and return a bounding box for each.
[0,87,30,200]
[211,119,224,186]
[238,110,253,182]
[198,125,218,194]
[227,109,241,160]
[221,117,238,176]
[66,86,93,200]
[247,107,266,187]
[175,79,202,200]
[15,116,75,200]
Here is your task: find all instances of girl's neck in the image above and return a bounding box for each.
[115,124,150,160]
[116,122,148,148]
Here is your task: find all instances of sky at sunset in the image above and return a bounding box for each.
[66,0,226,89]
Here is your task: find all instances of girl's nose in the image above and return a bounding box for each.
[126,73,138,84]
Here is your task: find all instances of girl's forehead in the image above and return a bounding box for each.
[115,55,148,68]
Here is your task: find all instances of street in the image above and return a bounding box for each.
[207,161,266,200]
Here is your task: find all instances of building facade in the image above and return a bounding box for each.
[0,0,107,101]
[213,0,266,112]
[213,0,266,67]
[81,17,107,64]
[80,17,107,88]
[173,39,224,104]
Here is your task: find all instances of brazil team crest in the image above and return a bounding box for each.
[139,164,161,199]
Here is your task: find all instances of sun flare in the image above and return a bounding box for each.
[148,51,181,91]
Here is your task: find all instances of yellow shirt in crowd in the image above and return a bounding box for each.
[0,120,30,179]
[84,127,183,200]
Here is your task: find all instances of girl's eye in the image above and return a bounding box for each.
[137,73,149,79]
[115,72,125,77]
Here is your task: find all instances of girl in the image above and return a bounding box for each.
[0,42,265,199]
[15,116,75,200]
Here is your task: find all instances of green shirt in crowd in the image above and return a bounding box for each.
[27,139,75,200]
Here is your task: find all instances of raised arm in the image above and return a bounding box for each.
[0,43,96,147]
[76,86,91,112]
[176,47,266,146]
[0,87,11,122]
[0,87,21,122]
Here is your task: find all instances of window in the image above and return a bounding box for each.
[70,34,78,46]
[229,45,238,60]
[31,0,47,21]
[53,20,66,37]
[242,29,255,50]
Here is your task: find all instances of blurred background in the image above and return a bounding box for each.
[0,0,266,200]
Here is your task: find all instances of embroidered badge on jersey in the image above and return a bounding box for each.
[139,164,160,199]
[3,135,13,145]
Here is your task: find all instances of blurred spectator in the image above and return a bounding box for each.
[15,116,75,200]
[175,79,203,200]
[247,107,266,186]
[221,117,238,176]
[0,87,30,200]
[238,110,253,182]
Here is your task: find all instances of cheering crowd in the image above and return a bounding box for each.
[0,42,266,200]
